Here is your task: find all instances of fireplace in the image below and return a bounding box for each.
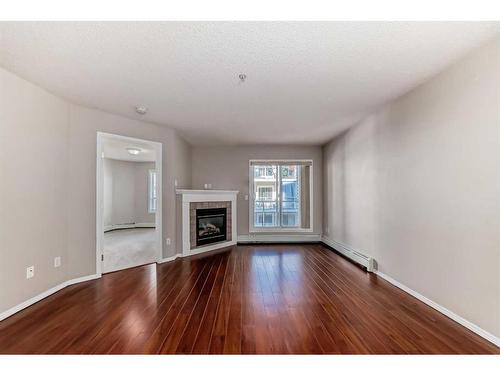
[196,207,227,247]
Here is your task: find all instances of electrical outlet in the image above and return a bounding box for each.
[26,266,34,279]
[166,238,171,246]
[54,256,61,268]
[204,183,208,189]
[244,194,249,201]
[174,179,178,187]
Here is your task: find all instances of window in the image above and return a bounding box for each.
[258,186,274,200]
[282,213,296,227]
[148,170,157,213]
[254,167,275,179]
[255,212,276,227]
[249,160,312,231]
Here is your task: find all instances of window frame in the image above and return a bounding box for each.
[249,160,313,233]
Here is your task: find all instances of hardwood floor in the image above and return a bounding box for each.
[0,244,498,354]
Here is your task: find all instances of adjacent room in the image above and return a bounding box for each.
[0,21,499,356]
[101,133,161,273]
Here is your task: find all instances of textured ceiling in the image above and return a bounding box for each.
[0,22,499,145]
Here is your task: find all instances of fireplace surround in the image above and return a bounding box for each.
[177,190,238,257]
[189,200,232,249]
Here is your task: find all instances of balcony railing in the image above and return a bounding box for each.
[254,199,300,227]
[254,200,299,211]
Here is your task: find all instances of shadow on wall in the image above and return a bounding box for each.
[324,114,381,258]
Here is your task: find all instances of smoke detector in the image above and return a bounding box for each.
[135,106,147,115]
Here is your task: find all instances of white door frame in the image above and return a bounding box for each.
[96,132,163,276]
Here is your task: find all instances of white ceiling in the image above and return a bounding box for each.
[0,22,498,145]
[102,136,156,162]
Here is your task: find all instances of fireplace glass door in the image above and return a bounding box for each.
[196,207,227,246]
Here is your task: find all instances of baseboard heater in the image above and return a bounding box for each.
[237,234,322,244]
[322,236,375,272]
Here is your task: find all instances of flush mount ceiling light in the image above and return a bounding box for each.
[126,147,141,155]
[135,106,147,115]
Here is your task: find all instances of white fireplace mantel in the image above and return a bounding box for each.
[176,189,238,256]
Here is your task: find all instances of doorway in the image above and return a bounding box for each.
[96,132,162,274]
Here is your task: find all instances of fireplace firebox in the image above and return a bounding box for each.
[196,207,227,247]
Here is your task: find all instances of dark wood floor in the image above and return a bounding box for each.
[0,244,498,354]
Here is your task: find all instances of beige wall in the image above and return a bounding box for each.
[191,145,322,235]
[103,159,155,226]
[67,105,192,279]
[0,66,192,313]
[323,37,500,337]
[0,66,69,313]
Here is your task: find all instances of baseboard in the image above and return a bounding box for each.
[321,236,375,272]
[0,274,100,322]
[237,233,321,243]
[104,223,155,232]
[374,270,500,348]
[157,254,181,263]
[0,284,67,322]
[66,274,101,286]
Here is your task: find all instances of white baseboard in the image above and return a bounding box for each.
[0,274,100,322]
[237,233,321,243]
[375,270,500,348]
[104,223,155,232]
[321,236,375,272]
[0,284,67,322]
[66,274,100,286]
[157,254,181,263]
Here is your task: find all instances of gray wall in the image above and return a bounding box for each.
[103,159,155,226]
[191,145,322,236]
[323,37,500,337]
[0,66,192,313]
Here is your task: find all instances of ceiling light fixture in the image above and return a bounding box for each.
[126,147,141,155]
[135,106,147,115]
